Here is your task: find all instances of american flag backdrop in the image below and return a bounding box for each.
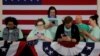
[2,0,97,35]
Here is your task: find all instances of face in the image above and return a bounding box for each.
[89,18,95,26]
[7,22,15,29]
[37,21,45,30]
[65,22,72,29]
[75,15,82,24]
[50,10,56,18]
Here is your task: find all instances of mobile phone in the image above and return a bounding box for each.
[63,34,67,36]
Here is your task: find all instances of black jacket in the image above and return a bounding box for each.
[54,24,80,42]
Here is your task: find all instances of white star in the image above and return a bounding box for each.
[45,47,48,50]
[49,51,53,55]
[87,46,91,50]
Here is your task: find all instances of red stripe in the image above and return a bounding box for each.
[29,46,38,56]
[42,0,97,5]
[3,20,89,25]
[22,30,31,35]
[3,10,97,15]
[15,41,26,56]
[3,20,37,25]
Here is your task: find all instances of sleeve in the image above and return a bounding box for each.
[18,29,24,39]
[45,30,53,40]
[27,29,35,38]
[73,25,80,42]
[54,25,62,41]
[92,29,100,41]
[43,17,50,25]
[57,17,62,25]
[0,28,4,38]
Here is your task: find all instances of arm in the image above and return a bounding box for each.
[18,29,24,40]
[27,29,38,41]
[73,25,80,42]
[40,30,53,42]
[82,30,98,41]
[54,25,62,41]
[0,28,4,40]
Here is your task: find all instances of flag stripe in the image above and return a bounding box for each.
[3,0,97,5]
[6,42,20,56]
[22,30,31,35]
[3,20,89,25]
[2,24,35,30]
[3,5,97,10]
[14,41,27,56]
[3,10,97,15]
[42,0,97,5]
[3,20,37,25]
[2,15,92,20]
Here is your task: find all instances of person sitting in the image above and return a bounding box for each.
[81,14,100,42]
[43,6,62,38]
[54,16,80,42]
[75,15,90,42]
[27,19,53,42]
[2,17,23,41]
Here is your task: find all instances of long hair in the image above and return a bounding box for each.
[90,14,99,25]
[48,6,57,18]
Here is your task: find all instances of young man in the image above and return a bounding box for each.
[54,16,80,42]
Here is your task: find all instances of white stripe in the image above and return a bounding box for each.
[6,42,20,56]
[35,41,48,56]
[3,5,97,10]
[2,24,35,30]
[2,15,91,20]
[89,42,100,56]
[51,42,86,56]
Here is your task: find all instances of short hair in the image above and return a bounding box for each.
[48,6,57,18]
[4,17,18,26]
[63,16,73,24]
[90,14,99,25]
[35,18,45,26]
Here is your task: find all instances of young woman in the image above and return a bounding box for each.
[43,6,62,38]
[27,19,53,42]
[82,14,100,42]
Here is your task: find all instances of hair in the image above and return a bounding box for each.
[4,17,18,26]
[90,14,99,25]
[35,18,45,26]
[48,6,57,18]
[63,16,73,24]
